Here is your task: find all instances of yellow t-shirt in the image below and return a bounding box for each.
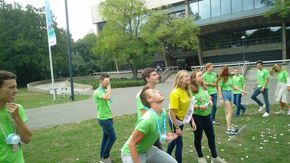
[169,88,191,120]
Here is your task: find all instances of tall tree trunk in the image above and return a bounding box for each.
[127,59,137,79]
[197,38,203,65]
[282,21,287,60]
[162,46,168,68]
[113,54,119,73]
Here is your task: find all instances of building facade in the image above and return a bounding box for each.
[92,0,290,68]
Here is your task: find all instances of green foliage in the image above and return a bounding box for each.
[76,78,144,89]
[262,0,290,20]
[95,0,154,79]
[0,0,69,85]
[141,11,200,66]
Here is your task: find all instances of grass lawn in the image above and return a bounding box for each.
[15,89,90,109]
[23,105,289,163]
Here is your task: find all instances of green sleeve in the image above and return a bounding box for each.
[135,119,150,135]
[17,104,28,123]
[137,96,145,111]
[218,79,223,87]
[264,70,270,79]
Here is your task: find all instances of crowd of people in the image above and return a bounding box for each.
[94,60,290,163]
[0,59,289,163]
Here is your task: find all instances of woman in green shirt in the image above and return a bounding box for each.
[217,66,238,135]
[190,70,227,163]
[271,64,290,115]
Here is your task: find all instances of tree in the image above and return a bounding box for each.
[142,12,200,67]
[262,0,290,59]
[96,0,154,79]
[0,0,69,85]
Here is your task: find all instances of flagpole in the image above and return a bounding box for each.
[48,44,56,101]
[45,0,57,101]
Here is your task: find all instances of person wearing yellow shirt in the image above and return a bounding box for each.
[167,70,196,163]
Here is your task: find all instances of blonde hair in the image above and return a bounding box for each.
[173,70,192,97]
[270,64,282,75]
[205,63,213,70]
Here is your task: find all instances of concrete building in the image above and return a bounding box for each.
[92,0,290,68]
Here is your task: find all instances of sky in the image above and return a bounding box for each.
[5,0,101,40]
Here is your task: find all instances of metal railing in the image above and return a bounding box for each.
[160,66,179,82]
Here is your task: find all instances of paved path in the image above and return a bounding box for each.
[26,67,289,129]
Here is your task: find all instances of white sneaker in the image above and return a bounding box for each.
[211,156,227,163]
[275,110,285,114]
[198,157,208,163]
[262,112,270,117]
[287,110,290,116]
[258,105,265,112]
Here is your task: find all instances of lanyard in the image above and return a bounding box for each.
[0,111,17,138]
[149,108,166,136]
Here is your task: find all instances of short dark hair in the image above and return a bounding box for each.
[256,60,263,65]
[99,73,110,81]
[140,86,151,108]
[142,68,155,83]
[0,70,16,88]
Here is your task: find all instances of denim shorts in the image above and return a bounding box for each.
[222,90,232,102]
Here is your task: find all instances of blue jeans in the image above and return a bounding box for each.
[167,118,184,163]
[251,87,270,113]
[233,94,246,116]
[98,119,117,159]
[210,93,217,122]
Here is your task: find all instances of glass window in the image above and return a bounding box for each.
[199,0,210,19]
[221,0,231,15]
[243,0,254,10]
[211,0,221,17]
[232,0,242,13]
[189,2,199,20]
[254,0,265,8]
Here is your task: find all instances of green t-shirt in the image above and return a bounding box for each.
[232,75,245,94]
[276,70,288,83]
[121,110,161,154]
[203,71,217,95]
[0,104,27,163]
[218,77,233,91]
[257,68,270,88]
[136,90,149,121]
[191,86,211,116]
[93,86,112,120]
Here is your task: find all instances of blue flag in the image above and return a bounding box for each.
[45,0,57,46]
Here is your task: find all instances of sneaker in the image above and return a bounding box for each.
[262,112,270,117]
[211,156,227,163]
[212,121,220,125]
[242,107,247,115]
[230,127,239,133]
[258,105,265,112]
[275,110,285,114]
[288,110,290,116]
[100,158,111,163]
[226,129,238,135]
[198,157,208,163]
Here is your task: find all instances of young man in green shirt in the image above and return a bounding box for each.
[251,60,270,117]
[136,68,162,149]
[203,63,219,125]
[121,86,177,163]
[0,70,32,163]
[232,68,247,116]
[94,73,116,163]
